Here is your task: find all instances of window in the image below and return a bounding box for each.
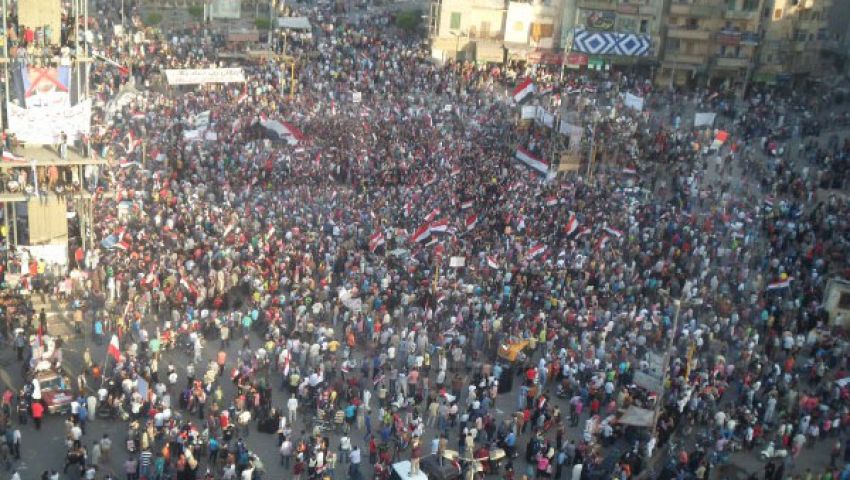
[719,45,727,55]
[480,21,491,38]
[773,8,782,19]
[450,12,461,30]
[686,18,699,29]
[743,0,758,10]
[531,22,554,41]
[763,7,770,17]
[666,38,681,51]
[640,19,649,33]
[726,0,736,9]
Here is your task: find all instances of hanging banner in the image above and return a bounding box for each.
[164,68,246,85]
[694,112,717,127]
[534,107,555,128]
[7,99,92,145]
[521,105,538,120]
[623,92,644,111]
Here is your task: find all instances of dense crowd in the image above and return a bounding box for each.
[1,0,849,480]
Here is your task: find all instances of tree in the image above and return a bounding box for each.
[395,9,423,35]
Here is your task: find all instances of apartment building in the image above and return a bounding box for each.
[566,0,663,70]
[657,0,762,87]
[429,0,568,66]
[756,0,835,81]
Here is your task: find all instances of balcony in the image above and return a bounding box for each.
[577,0,617,10]
[664,52,707,64]
[724,9,757,20]
[714,56,750,68]
[667,27,712,40]
[669,3,717,17]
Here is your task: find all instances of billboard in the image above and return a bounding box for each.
[210,0,242,19]
[579,10,616,31]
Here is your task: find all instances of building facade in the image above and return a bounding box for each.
[656,0,762,88]
[566,0,663,70]
[756,0,835,81]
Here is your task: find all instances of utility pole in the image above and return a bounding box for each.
[651,293,684,440]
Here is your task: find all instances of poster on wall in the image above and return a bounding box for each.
[210,0,241,19]
[579,10,616,31]
[7,99,92,145]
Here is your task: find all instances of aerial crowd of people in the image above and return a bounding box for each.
[0,0,849,480]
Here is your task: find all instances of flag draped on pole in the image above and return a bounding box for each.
[595,235,610,251]
[465,213,478,231]
[526,244,545,260]
[486,255,499,269]
[107,335,121,362]
[512,78,535,103]
[515,147,549,174]
[564,215,579,236]
[425,208,440,223]
[412,223,431,243]
[369,231,385,253]
[767,278,792,291]
[604,227,624,239]
[429,218,449,234]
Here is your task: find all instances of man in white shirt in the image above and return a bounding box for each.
[287,396,299,423]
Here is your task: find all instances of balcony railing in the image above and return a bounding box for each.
[667,27,713,40]
[664,52,707,64]
[714,56,750,68]
[724,9,758,20]
[669,3,717,17]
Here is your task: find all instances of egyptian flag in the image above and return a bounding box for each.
[124,131,142,153]
[526,243,545,260]
[537,84,554,97]
[429,218,449,234]
[131,110,146,120]
[486,255,499,269]
[512,78,535,103]
[2,150,25,163]
[515,147,549,175]
[545,196,558,207]
[369,231,385,253]
[564,215,579,236]
[424,174,437,187]
[404,202,413,217]
[622,167,637,175]
[595,234,610,251]
[767,278,792,291]
[412,223,431,243]
[114,240,131,251]
[461,199,473,210]
[604,227,624,239]
[576,226,591,238]
[425,208,441,223]
[465,213,478,231]
[451,165,461,177]
[107,335,121,362]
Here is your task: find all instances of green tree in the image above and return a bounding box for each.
[144,12,163,26]
[395,9,423,35]
[187,5,204,19]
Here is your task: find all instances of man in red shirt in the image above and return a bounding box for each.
[31,401,44,429]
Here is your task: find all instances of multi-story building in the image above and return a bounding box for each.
[565,0,663,71]
[756,0,835,81]
[657,0,762,88]
[429,0,568,67]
